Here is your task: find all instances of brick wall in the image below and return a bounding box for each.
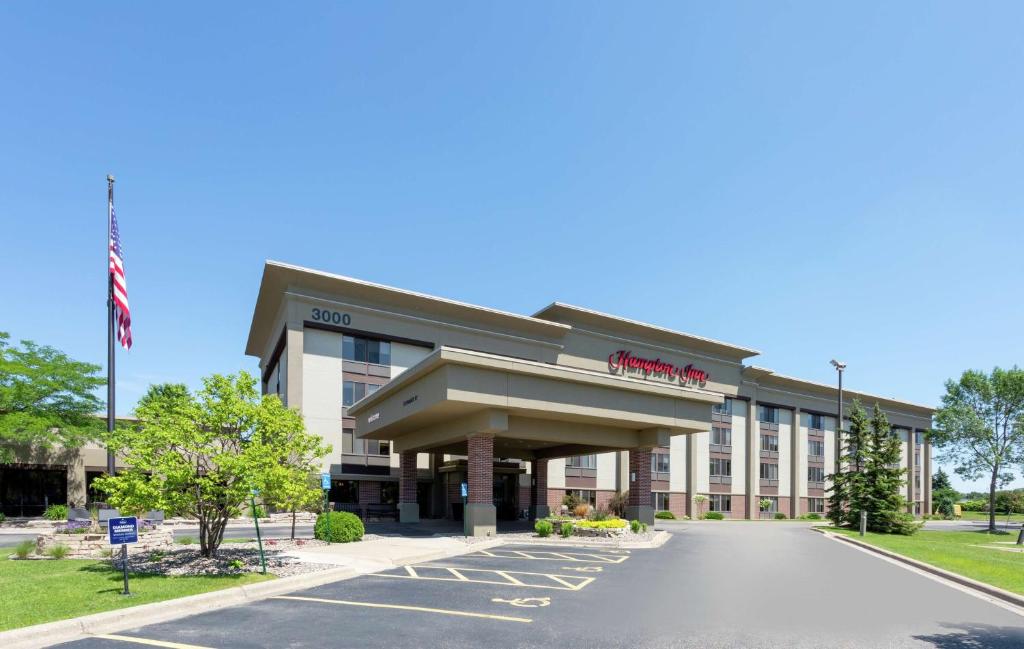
[628,448,652,507]
[669,492,686,519]
[596,490,615,512]
[467,434,493,505]
[358,480,381,505]
[399,451,417,503]
[531,459,548,508]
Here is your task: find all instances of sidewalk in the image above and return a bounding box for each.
[282,535,502,573]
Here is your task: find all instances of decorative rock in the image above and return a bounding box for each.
[34,526,174,559]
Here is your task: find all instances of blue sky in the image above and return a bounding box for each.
[1,3,1021,493]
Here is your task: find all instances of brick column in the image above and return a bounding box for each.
[530,459,549,520]
[626,447,654,525]
[398,451,419,523]
[465,434,496,536]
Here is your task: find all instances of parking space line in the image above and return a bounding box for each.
[271,595,532,623]
[468,549,629,564]
[371,565,595,591]
[90,634,215,649]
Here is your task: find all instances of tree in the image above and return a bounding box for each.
[932,469,953,492]
[0,333,105,463]
[267,470,324,540]
[862,405,913,533]
[826,400,871,527]
[94,371,330,557]
[931,367,1024,533]
[692,494,708,518]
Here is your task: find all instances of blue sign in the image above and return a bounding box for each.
[321,473,332,490]
[108,517,138,545]
[460,482,468,498]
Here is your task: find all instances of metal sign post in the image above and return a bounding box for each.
[251,489,267,575]
[321,473,332,543]
[108,516,138,596]
[460,481,468,537]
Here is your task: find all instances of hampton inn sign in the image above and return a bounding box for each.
[607,350,710,385]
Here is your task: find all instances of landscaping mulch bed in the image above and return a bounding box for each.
[495,529,661,545]
[115,538,333,578]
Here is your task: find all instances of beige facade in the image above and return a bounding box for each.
[238,261,935,531]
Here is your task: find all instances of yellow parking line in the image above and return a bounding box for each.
[405,565,419,578]
[272,595,531,623]
[91,634,215,649]
[371,566,594,591]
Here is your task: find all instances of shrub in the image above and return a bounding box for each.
[177,535,195,545]
[250,504,267,519]
[655,511,676,520]
[608,491,628,518]
[575,519,627,529]
[805,513,822,521]
[573,504,591,518]
[0,512,6,523]
[774,512,787,520]
[630,519,641,533]
[14,540,35,559]
[535,520,553,537]
[43,504,69,521]
[588,507,611,522]
[562,493,581,511]
[314,511,364,543]
[960,499,987,512]
[46,543,70,559]
[227,558,245,570]
[703,511,724,520]
[149,550,167,562]
[559,522,573,538]
[872,510,922,536]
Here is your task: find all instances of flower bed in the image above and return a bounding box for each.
[34,525,174,559]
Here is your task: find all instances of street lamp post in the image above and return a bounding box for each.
[831,359,847,526]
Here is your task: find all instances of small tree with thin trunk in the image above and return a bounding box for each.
[95,371,330,557]
[692,494,708,518]
[931,367,1024,533]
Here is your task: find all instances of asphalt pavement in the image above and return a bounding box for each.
[50,521,1024,648]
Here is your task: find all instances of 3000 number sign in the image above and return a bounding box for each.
[311,308,351,326]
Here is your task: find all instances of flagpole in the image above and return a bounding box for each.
[106,174,116,476]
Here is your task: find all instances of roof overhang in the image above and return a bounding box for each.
[347,347,721,456]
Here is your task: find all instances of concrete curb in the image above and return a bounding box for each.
[1,538,507,649]
[815,528,1024,611]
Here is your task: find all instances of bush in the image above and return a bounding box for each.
[573,504,591,518]
[805,513,822,521]
[227,558,245,570]
[608,491,628,518]
[46,543,70,559]
[960,499,987,513]
[588,507,611,522]
[0,512,6,523]
[559,522,573,538]
[177,535,195,545]
[774,512,787,520]
[562,493,581,511]
[14,540,35,559]
[314,511,364,543]
[250,504,267,519]
[630,519,641,533]
[655,510,676,520]
[535,520,553,537]
[575,518,627,529]
[703,511,724,520]
[871,510,923,536]
[43,504,69,521]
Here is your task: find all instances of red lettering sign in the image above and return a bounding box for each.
[607,350,709,385]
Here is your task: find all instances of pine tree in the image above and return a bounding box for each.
[862,404,914,533]
[826,400,871,527]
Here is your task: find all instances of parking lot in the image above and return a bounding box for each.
[54,543,637,648]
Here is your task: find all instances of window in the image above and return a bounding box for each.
[651,492,670,511]
[565,489,596,507]
[761,434,779,452]
[914,451,921,467]
[758,405,779,424]
[328,479,359,503]
[566,455,597,469]
[343,428,389,455]
[712,398,733,415]
[343,335,391,366]
[710,494,731,512]
[808,466,825,482]
[380,482,398,505]
[343,381,382,407]
[915,473,921,490]
[711,426,732,446]
[760,462,779,480]
[809,413,824,430]
[808,497,825,514]
[651,453,670,473]
[915,431,924,445]
[808,440,825,457]
[709,458,732,477]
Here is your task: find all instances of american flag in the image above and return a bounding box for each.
[108,198,132,350]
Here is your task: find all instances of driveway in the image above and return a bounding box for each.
[53,521,1024,648]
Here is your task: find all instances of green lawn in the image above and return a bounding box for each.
[830,527,1024,595]
[0,557,272,631]
[959,511,1024,523]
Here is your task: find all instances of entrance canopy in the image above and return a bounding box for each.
[347,347,720,459]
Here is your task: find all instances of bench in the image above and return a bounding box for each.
[364,504,398,521]
[333,502,363,517]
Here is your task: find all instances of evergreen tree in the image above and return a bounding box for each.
[932,469,953,492]
[826,400,871,527]
[862,404,914,533]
